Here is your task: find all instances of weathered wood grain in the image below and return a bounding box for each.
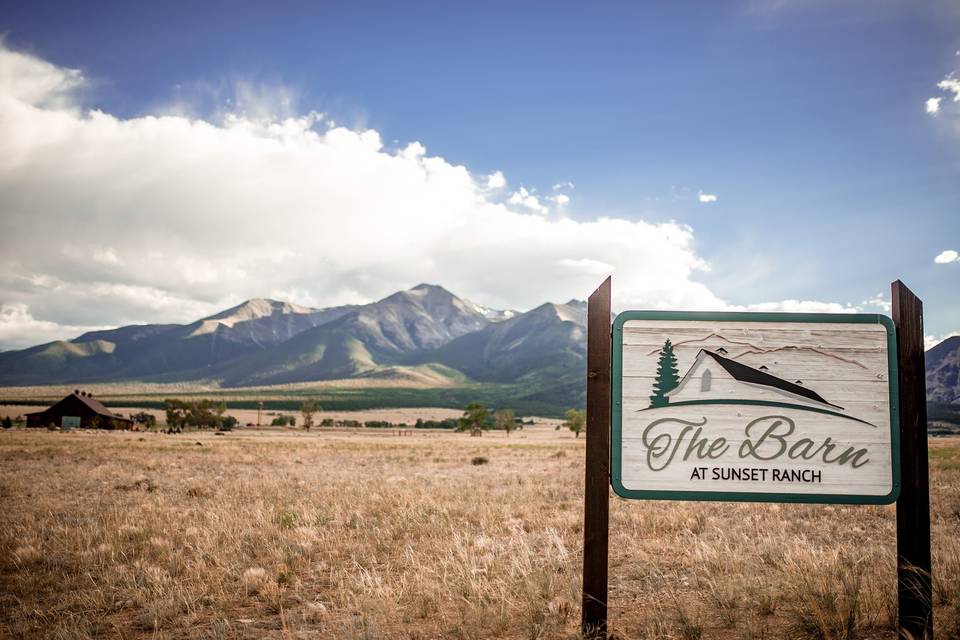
[892,281,933,639]
[617,315,896,501]
[581,277,610,638]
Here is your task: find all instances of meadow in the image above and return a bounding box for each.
[0,379,573,419]
[2,425,960,639]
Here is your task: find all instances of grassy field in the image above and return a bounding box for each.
[2,427,960,639]
[0,380,576,418]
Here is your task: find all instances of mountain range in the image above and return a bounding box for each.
[1,284,958,417]
[0,284,587,408]
[926,335,960,430]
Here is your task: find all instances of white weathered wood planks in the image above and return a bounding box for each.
[613,314,898,502]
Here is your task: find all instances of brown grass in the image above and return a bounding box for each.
[1,428,959,639]
[0,373,467,403]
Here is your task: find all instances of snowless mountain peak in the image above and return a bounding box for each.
[191,298,319,336]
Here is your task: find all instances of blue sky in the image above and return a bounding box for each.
[0,0,958,349]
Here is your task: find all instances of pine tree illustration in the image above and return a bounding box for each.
[649,339,680,408]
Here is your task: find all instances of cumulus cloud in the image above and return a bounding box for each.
[506,187,548,214]
[862,294,892,313]
[731,300,859,314]
[0,304,106,349]
[927,72,960,124]
[939,75,960,103]
[557,258,615,276]
[698,191,718,203]
[934,249,960,264]
[485,170,506,190]
[0,44,858,349]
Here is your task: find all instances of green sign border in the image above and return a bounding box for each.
[610,311,900,505]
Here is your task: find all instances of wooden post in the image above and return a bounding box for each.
[582,277,611,638]
[892,280,934,640]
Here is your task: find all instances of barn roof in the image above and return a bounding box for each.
[700,349,841,409]
[25,391,132,422]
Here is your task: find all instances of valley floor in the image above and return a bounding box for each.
[0,378,575,418]
[2,427,960,639]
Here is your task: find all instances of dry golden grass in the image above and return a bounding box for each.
[0,373,467,403]
[0,404,469,428]
[2,427,959,639]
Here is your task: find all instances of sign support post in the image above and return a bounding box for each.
[892,280,934,640]
[581,277,611,638]
[582,280,924,638]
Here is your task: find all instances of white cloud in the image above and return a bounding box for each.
[552,181,574,191]
[557,258,614,276]
[939,75,960,103]
[0,44,859,348]
[927,72,960,125]
[0,303,106,349]
[862,294,892,313]
[92,247,121,266]
[485,170,506,190]
[926,332,960,351]
[0,44,84,109]
[400,141,426,159]
[731,300,859,314]
[550,193,570,206]
[698,191,718,203]
[934,249,960,264]
[507,187,548,214]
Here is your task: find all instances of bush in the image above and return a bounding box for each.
[270,415,296,427]
[130,412,157,428]
[471,456,489,466]
[163,399,228,429]
[415,418,460,429]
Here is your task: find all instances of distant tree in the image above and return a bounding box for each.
[220,415,239,430]
[300,399,321,431]
[649,339,680,408]
[164,399,188,431]
[460,402,488,437]
[163,399,229,430]
[271,414,296,427]
[563,409,586,438]
[494,409,515,436]
[130,411,157,429]
[1,416,12,429]
[213,401,227,427]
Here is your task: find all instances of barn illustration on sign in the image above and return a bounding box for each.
[644,340,875,426]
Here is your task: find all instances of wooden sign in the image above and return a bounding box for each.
[611,311,900,504]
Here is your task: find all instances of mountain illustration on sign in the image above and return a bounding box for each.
[642,339,875,427]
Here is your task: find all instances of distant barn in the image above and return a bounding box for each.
[25,390,133,429]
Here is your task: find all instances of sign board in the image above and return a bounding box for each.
[61,415,81,429]
[611,311,899,504]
